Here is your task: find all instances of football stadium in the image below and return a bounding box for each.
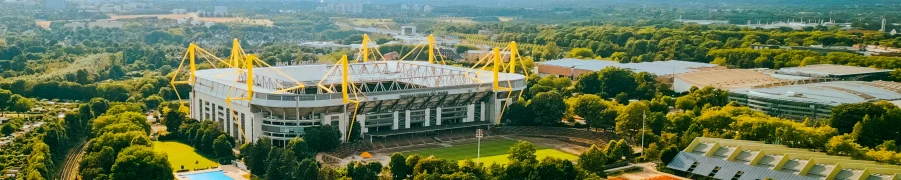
[180,36,527,146]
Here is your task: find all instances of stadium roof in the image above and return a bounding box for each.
[668,137,901,180]
[537,58,719,76]
[195,60,526,94]
[732,81,901,106]
[776,64,892,77]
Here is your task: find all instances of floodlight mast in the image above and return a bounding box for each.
[362,35,370,62]
[429,35,436,64]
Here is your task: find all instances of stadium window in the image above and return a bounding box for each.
[732,171,743,180]
[708,166,720,177]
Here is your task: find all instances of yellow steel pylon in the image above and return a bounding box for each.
[428,34,435,64]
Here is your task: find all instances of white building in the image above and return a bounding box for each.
[401,26,416,36]
[214,6,227,16]
[172,9,187,14]
[190,61,526,146]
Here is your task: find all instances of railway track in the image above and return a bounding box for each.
[59,140,88,180]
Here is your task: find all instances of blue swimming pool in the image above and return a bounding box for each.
[184,170,233,180]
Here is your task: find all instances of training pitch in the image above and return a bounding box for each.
[153,141,220,172]
[404,139,578,165]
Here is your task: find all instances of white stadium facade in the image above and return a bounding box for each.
[189,60,526,146]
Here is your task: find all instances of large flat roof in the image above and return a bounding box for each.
[538,58,719,76]
[194,60,526,94]
[733,81,901,106]
[668,137,901,180]
[675,69,796,90]
[776,64,892,77]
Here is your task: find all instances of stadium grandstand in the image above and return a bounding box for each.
[182,36,528,146]
[191,60,526,146]
[668,137,901,180]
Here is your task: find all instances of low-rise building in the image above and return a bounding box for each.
[673,69,810,93]
[536,58,721,80]
[464,50,511,62]
[668,137,901,180]
[774,64,891,80]
[729,81,901,120]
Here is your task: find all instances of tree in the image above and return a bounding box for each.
[143,95,164,110]
[530,91,566,126]
[825,135,865,159]
[566,48,595,59]
[578,145,607,176]
[574,72,602,95]
[604,140,633,164]
[666,112,694,134]
[347,161,382,180]
[213,135,234,161]
[541,42,562,60]
[615,101,649,138]
[295,159,319,180]
[503,99,534,125]
[110,146,174,180]
[0,89,12,108]
[288,138,314,160]
[675,96,695,111]
[642,143,661,161]
[88,98,111,117]
[534,157,578,180]
[1,123,14,135]
[266,148,294,180]
[389,153,410,180]
[164,110,186,133]
[508,141,537,163]
[242,138,272,175]
[660,146,680,164]
[304,125,341,152]
[573,94,613,131]
[830,102,891,134]
[9,94,34,113]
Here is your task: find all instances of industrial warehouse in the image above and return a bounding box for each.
[538,58,898,121]
[184,38,526,146]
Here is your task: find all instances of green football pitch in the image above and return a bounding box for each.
[404,139,578,165]
[152,141,220,172]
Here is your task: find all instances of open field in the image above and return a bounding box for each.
[434,17,478,24]
[35,20,52,29]
[346,18,395,27]
[108,13,273,26]
[404,139,578,165]
[152,141,219,172]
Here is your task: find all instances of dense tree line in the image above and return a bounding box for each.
[79,100,173,180]
[2,101,90,179]
[245,140,629,180]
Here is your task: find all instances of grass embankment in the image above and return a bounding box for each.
[405,139,578,165]
[152,141,220,172]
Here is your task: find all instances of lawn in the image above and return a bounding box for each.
[152,141,220,172]
[404,139,577,165]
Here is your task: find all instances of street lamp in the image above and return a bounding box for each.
[641,111,646,158]
[476,129,484,163]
